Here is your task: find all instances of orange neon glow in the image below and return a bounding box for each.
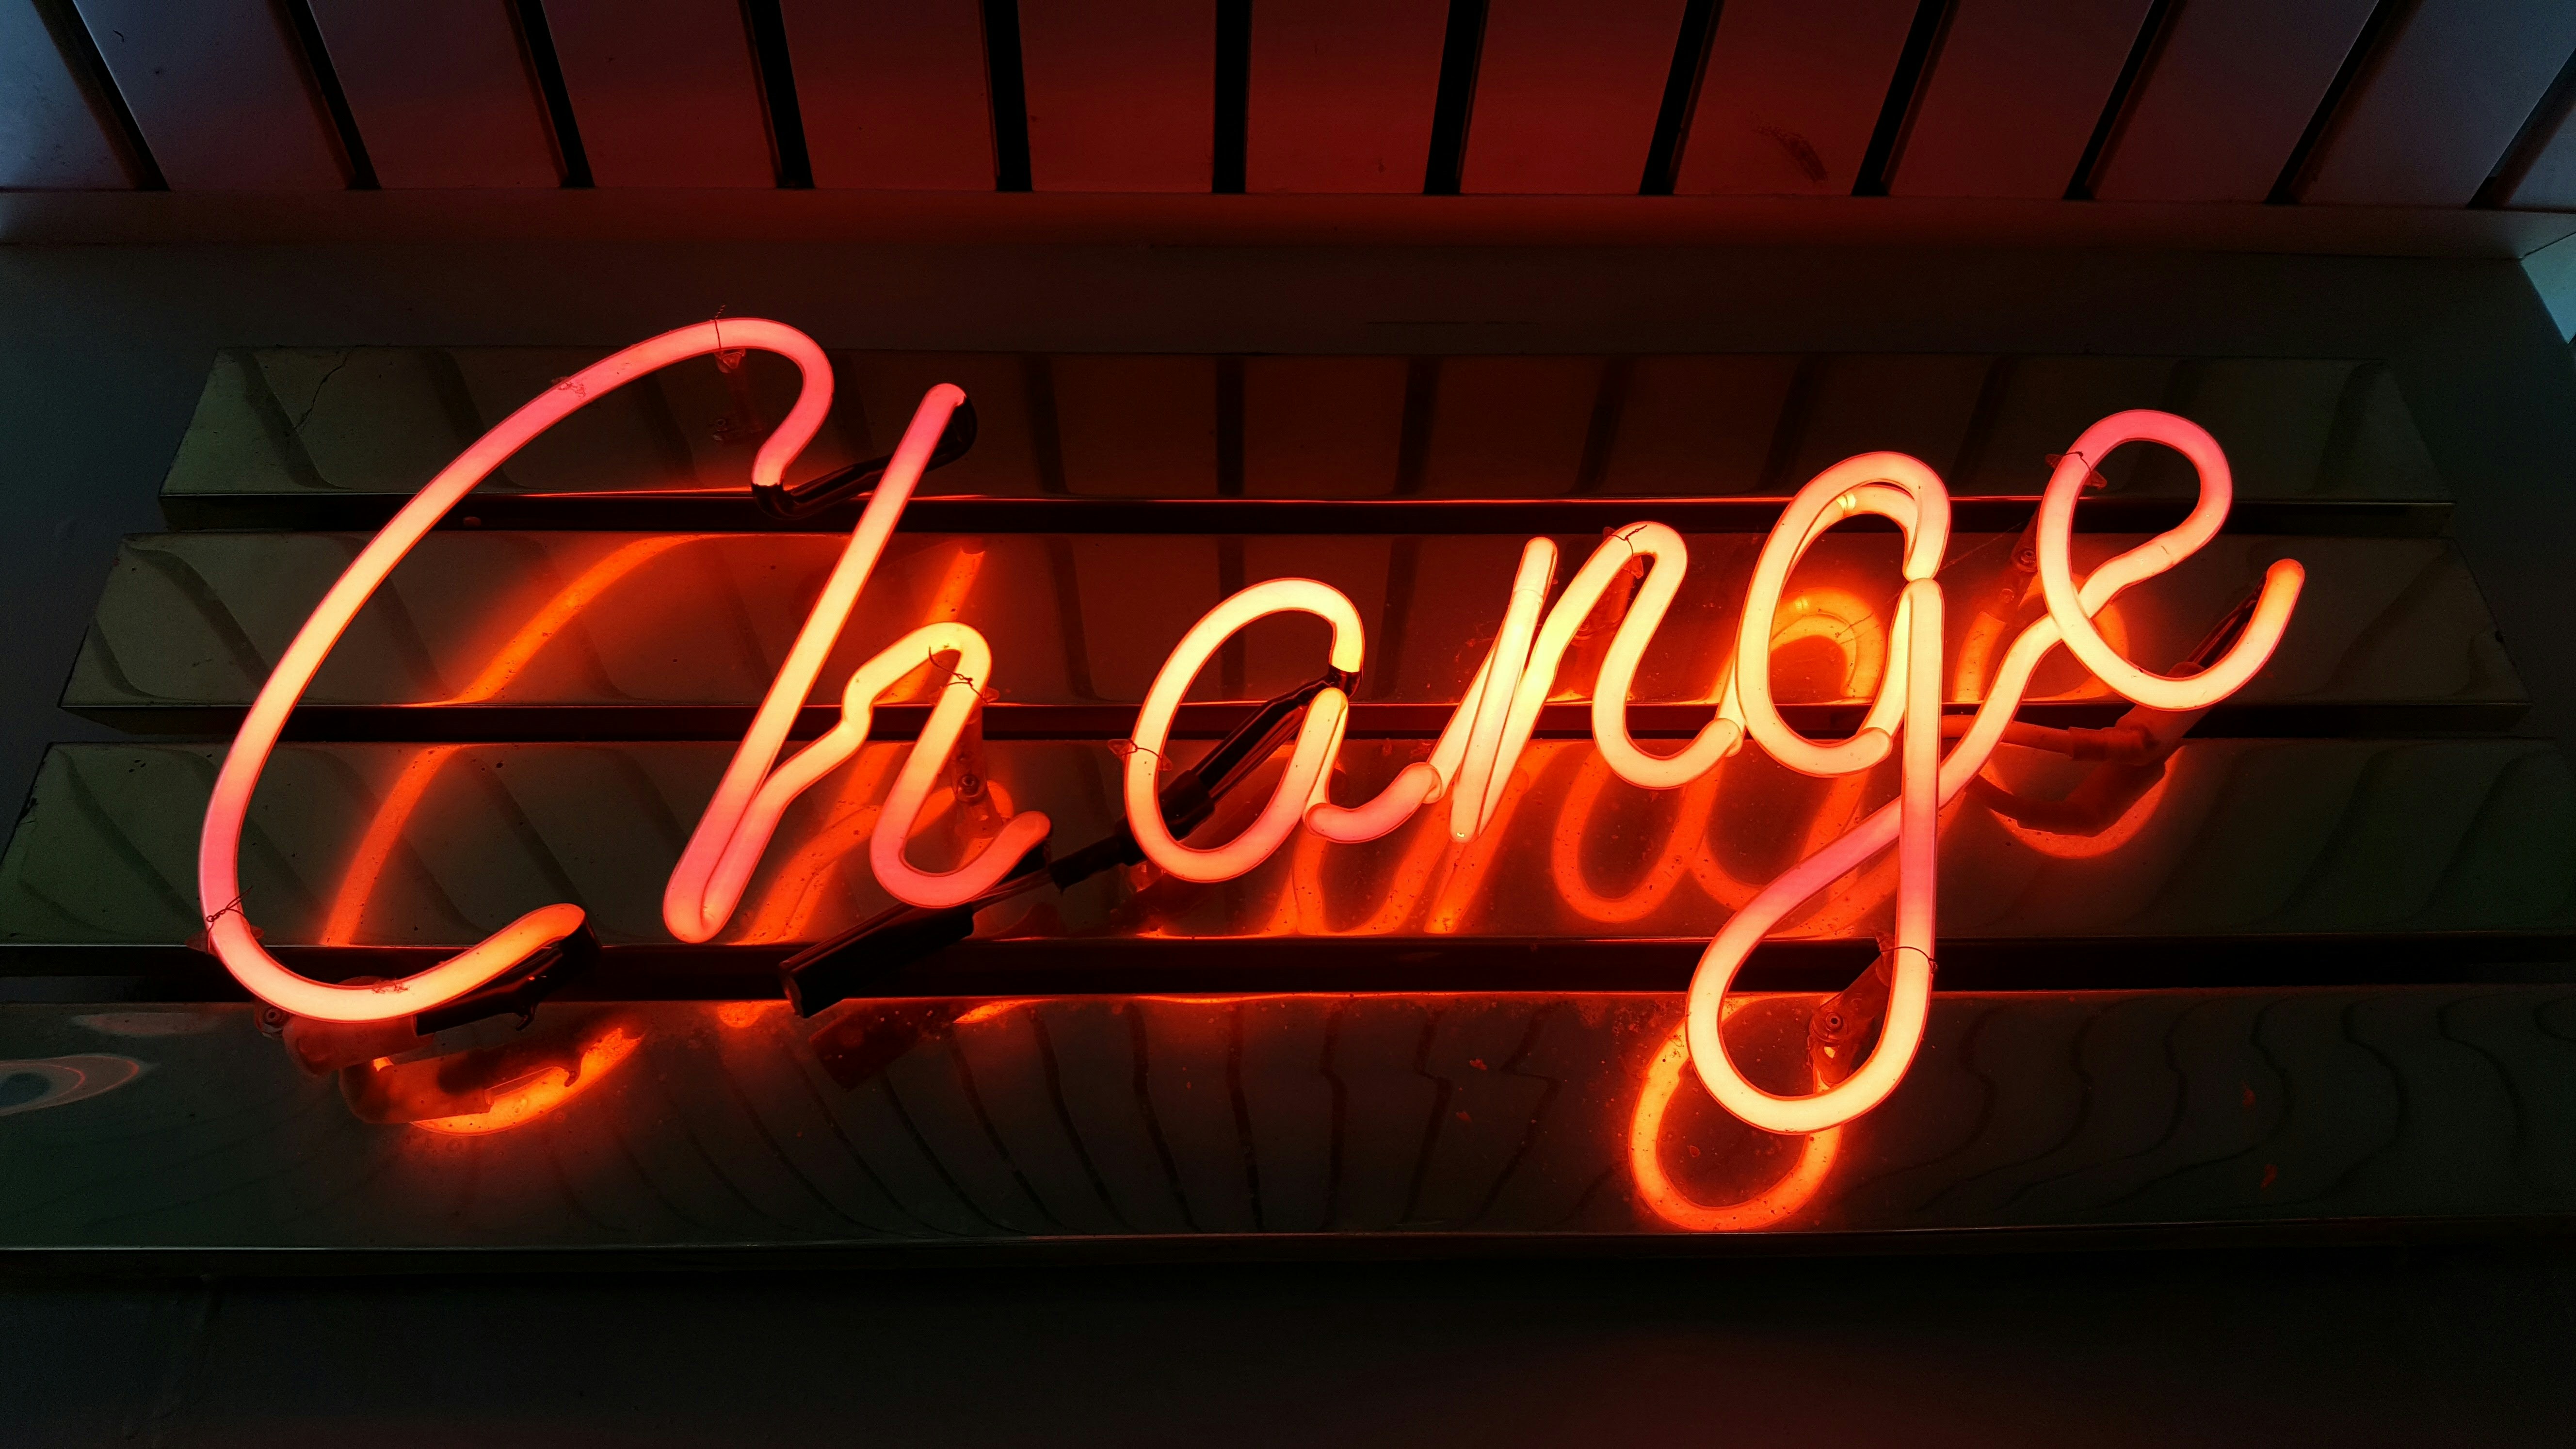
[1986,766,2174,858]
[1127,579,1362,882]
[1551,751,1716,924]
[2037,412,2303,710]
[1680,415,2294,1134]
[1286,791,1458,935]
[200,319,838,1023]
[446,536,699,704]
[319,744,463,946]
[666,386,1049,936]
[1629,1011,1840,1231]
[209,327,2292,1144]
[409,1024,643,1135]
[950,998,1034,1027]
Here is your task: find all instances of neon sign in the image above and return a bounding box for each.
[196,320,2301,1135]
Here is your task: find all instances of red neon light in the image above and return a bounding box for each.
[200,320,836,1023]
[1629,1008,1840,1231]
[663,384,1049,937]
[201,322,2297,1138]
[409,1023,642,1135]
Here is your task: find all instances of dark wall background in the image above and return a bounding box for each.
[4,240,2574,1441]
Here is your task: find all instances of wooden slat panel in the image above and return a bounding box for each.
[1891,0,2154,199]
[540,0,772,187]
[1247,0,1449,193]
[61,531,2519,719]
[7,734,2568,949]
[5,988,2571,1249]
[2092,0,2376,203]
[0,0,128,188]
[782,0,993,190]
[306,0,558,188]
[1462,0,1689,194]
[1243,356,1410,494]
[21,987,2576,1246]
[2304,0,2576,207]
[70,0,343,189]
[1018,0,1213,193]
[150,350,2456,507]
[2506,100,2576,210]
[1674,0,1916,196]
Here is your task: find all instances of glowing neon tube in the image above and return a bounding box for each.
[197,319,835,1024]
[1305,522,1749,847]
[1125,579,1363,883]
[1733,458,1948,779]
[2036,411,2304,711]
[1681,418,2300,1134]
[1629,1013,1840,1231]
[665,385,1050,938]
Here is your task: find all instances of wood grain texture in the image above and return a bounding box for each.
[1462,0,1690,194]
[306,0,560,188]
[0,0,129,189]
[2303,0,2576,206]
[71,0,345,189]
[1891,0,2154,200]
[2092,0,2377,203]
[783,0,994,190]
[1674,0,1917,196]
[539,0,773,187]
[1247,0,1449,193]
[2,987,2571,1249]
[1017,0,1214,193]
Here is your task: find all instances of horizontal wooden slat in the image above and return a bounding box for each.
[306,0,560,188]
[1463,0,1689,194]
[1018,0,1213,192]
[2303,0,2576,206]
[2504,86,2576,211]
[0,0,129,189]
[783,0,993,190]
[1674,0,1916,196]
[1248,0,1447,193]
[154,349,2455,510]
[60,531,2523,727]
[4,735,2568,954]
[1,986,2572,1251]
[539,0,773,187]
[1892,0,2154,200]
[2092,0,2376,204]
[71,0,344,189]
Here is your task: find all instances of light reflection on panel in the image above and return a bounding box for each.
[64,531,2524,714]
[2,987,2572,1247]
[3,735,2570,950]
[158,350,2451,502]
